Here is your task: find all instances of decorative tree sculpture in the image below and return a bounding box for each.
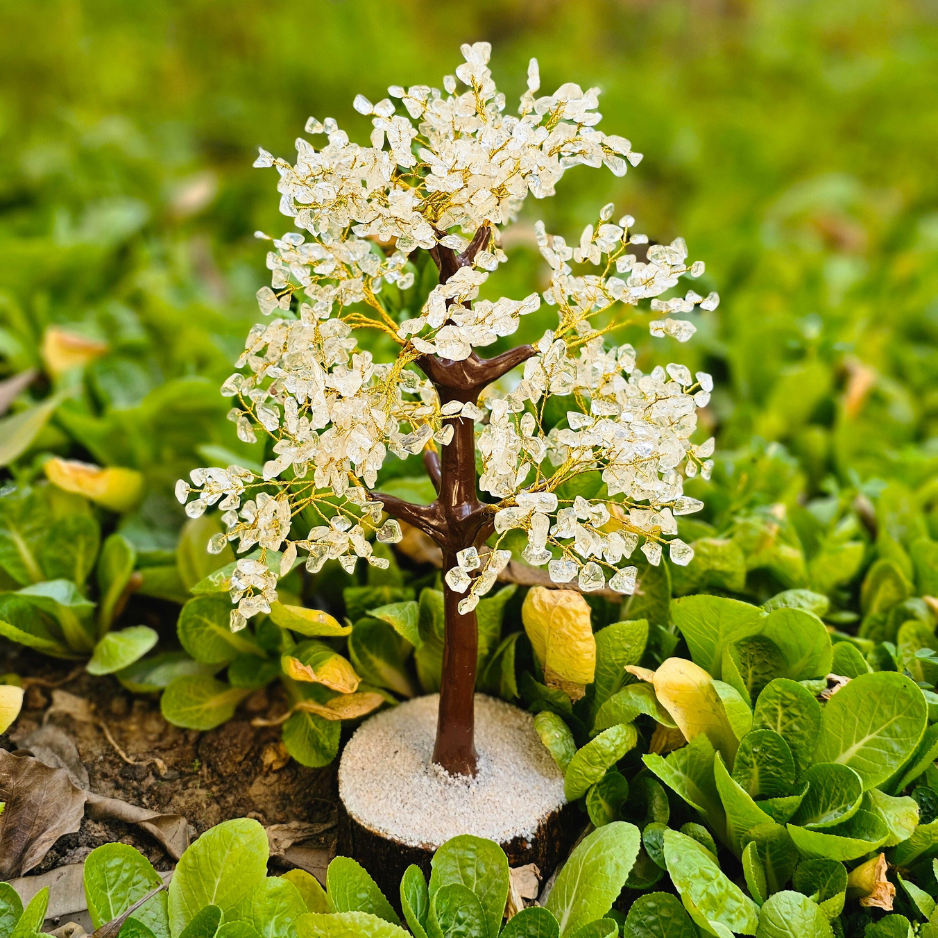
[176,43,717,777]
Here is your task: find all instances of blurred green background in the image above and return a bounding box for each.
[2,0,938,507]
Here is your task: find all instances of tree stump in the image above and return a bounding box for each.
[336,694,581,902]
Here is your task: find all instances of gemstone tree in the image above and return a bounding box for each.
[176,43,716,776]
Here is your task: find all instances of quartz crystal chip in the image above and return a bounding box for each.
[458,594,479,615]
[456,546,480,570]
[641,541,662,566]
[376,519,403,543]
[548,558,578,583]
[280,542,297,575]
[230,610,248,633]
[175,480,191,504]
[522,545,552,566]
[208,533,228,555]
[609,566,637,594]
[669,538,695,566]
[578,561,605,591]
[445,566,472,593]
[185,498,207,519]
[339,555,357,574]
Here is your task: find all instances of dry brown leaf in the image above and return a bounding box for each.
[846,853,895,910]
[505,863,541,919]
[0,749,86,878]
[22,724,90,790]
[820,673,851,701]
[266,820,335,858]
[85,793,189,860]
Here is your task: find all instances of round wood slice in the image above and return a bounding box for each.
[337,796,582,904]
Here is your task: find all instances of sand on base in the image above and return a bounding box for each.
[338,694,567,849]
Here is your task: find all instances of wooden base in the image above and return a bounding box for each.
[337,798,583,905]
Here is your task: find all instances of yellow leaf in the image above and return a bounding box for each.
[41,327,108,377]
[522,586,596,701]
[44,458,144,512]
[269,602,351,637]
[0,685,24,735]
[652,657,739,762]
[298,691,385,722]
[282,650,361,694]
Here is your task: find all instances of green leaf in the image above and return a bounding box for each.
[722,636,787,705]
[40,512,101,586]
[216,923,262,938]
[644,735,726,837]
[792,859,847,921]
[758,608,832,682]
[742,841,767,905]
[178,596,263,665]
[11,888,48,938]
[829,641,871,678]
[87,625,158,675]
[427,883,487,938]
[16,578,96,653]
[281,871,329,914]
[741,825,800,895]
[890,818,938,867]
[0,882,23,937]
[671,595,766,677]
[371,601,420,646]
[586,770,629,827]
[327,857,399,925]
[862,789,919,847]
[898,874,935,919]
[0,396,63,467]
[569,920,617,938]
[281,688,341,767]
[400,865,429,938]
[564,723,638,801]
[752,679,822,776]
[761,591,830,618]
[168,819,269,936]
[269,603,351,639]
[177,516,234,592]
[670,537,747,597]
[732,729,796,799]
[479,632,522,701]
[83,842,165,931]
[160,676,249,730]
[812,671,927,790]
[889,723,938,794]
[789,763,863,828]
[861,559,912,617]
[592,683,676,735]
[178,906,222,938]
[545,822,641,937]
[534,711,577,772]
[499,907,560,938]
[590,619,649,715]
[623,892,697,938]
[663,829,760,935]
[429,835,508,938]
[96,532,137,632]
[349,618,415,698]
[229,878,307,938]
[714,752,779,854]
[0,594,72,657]
[476,585,516,668]
[786,809,889,860]
[117,652,218,693]
[753,891,833,938]
[297,911,410,938]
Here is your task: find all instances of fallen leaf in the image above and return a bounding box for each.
[846,853,895,910]
[85,793,189,860]
[0,749,86,878]
[506,863,541,919]
[22,724,90,790]
[522,587,596,701]
[820,673,851,700]
[266,820,335,858]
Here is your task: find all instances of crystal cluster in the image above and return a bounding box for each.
[176,43,716,629]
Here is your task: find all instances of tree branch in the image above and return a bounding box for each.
[369,491,439,537]
[423,447,442,493]
[416,346,537,398]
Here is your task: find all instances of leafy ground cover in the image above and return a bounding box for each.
[2,0,938,936]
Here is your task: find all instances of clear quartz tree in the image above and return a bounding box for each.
[176,43,717,776]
